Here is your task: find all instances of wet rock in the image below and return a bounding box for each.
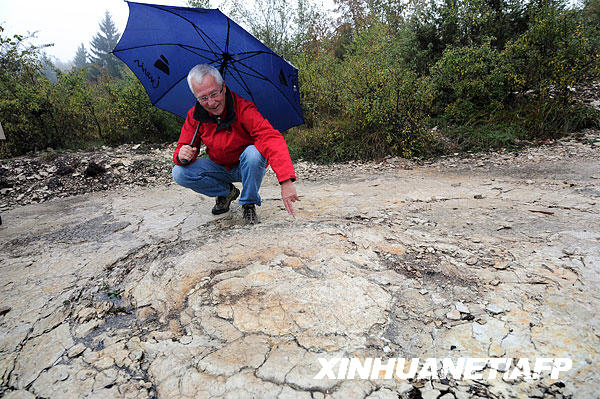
[56,164,75,176]
[1,132,599,398]
[75,319,105,338]
[485,303,505,315]
[92,368,118,391]
[256,340,307,384]
[366,388,401,399]
[179,335,193,345]
[466,257,478,265]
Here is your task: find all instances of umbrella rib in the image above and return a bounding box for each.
[153,75,189,106]
[225,60,257,101]
[179,45,224,64]
[229,60,303,120]
[141,3,224,58]
[228,71,256,103]
[225,62,302,123]
[225,17,231,56]
[114,43,217,54]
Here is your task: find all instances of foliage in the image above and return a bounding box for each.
[583,0,600,28]
[92,70,182,145]
[338,23,434,158]
[292,49,343,128]
[407,0,531,72]
[0,25,180,158]
[288,22,435,161]
[430,40,509,123]
[228,0,331,60]
[423,1,600,151]
[187,0,212,7]
[0,26,56,157]
[503,4,600,98]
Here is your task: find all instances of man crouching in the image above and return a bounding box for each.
[172,64,299,224]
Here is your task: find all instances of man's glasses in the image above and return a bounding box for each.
[197,84,224,103]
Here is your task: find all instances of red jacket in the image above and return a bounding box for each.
[173,88,296,184]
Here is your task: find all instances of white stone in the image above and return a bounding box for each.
[3,391,36,399]
[68,343,87,358]
[420,388,441,399]
[455,302,470,314]
[446,309,461,320]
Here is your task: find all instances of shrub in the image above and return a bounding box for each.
[92,70,181,145]
[292,49,344,128]
[338,23,435,159]
[503,5,600,101]
[430,40,509,124]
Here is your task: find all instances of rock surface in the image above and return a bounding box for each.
[1,131,599,398]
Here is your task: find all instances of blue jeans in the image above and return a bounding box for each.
[172,145,267,206]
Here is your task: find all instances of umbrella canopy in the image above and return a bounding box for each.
[113,1,304,132]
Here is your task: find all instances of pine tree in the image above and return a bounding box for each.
[89,11,122,78]
[187,0,211,7]
[73,43,88,69]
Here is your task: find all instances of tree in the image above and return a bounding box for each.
[582,0,600,29]
[0,26,58,156]
[228,0,294,57]
[89,11,122,79]
[187,0,211,7]
[73,43,88,69]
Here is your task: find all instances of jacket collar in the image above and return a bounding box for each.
[193,87,236,131]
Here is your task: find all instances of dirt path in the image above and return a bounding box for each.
[1,132,599,398]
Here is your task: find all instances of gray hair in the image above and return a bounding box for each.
[187,64,223,94]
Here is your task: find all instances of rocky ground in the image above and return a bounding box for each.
[0,130,599,399]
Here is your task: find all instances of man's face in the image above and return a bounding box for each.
[192,74,225,116]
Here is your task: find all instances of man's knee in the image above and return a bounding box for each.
[172,165,187,185]
[241,145,266,168]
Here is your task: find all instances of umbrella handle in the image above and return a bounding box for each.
[179,123,201,165]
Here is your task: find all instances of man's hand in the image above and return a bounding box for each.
[178,145,197,163]
[281,179,299,216]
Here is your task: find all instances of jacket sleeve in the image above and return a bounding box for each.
[238,101,297,183]
[173,107,201,166]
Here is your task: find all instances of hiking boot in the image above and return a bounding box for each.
[212,184,240,215]
[242,204,259,225]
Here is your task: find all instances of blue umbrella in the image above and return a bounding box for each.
[113,1,304,132]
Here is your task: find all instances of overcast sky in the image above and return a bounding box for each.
[1,0,338,63]
[0,0,189,62]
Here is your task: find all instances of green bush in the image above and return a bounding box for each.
[288,23,436,161]
[504,5,600,99]
[430,40,509,124]
[0,27,61,157]
[49,68,104,146]
[428,3,600,148]
[292,49,344,128]
[92,70,181,145]
[1,24,181,158]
